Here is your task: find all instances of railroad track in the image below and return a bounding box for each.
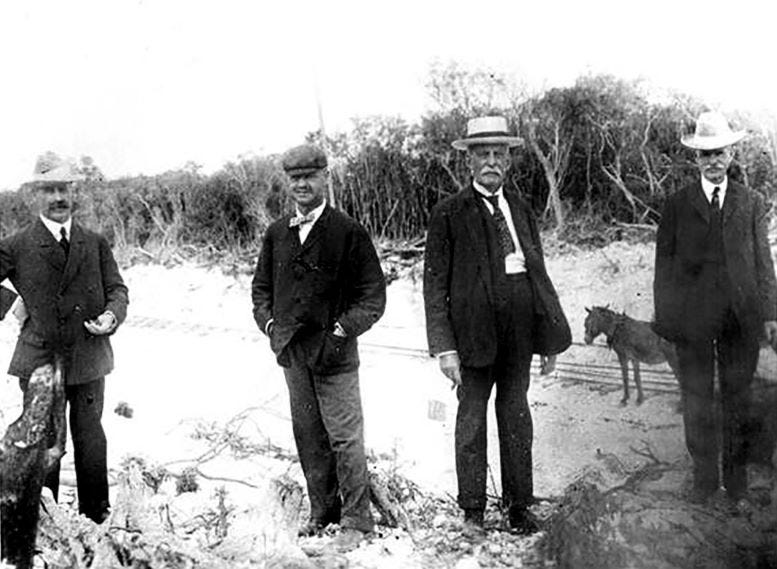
[123,315,682,394]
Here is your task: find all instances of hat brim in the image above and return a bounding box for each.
[285,166,326,176]
[681,131,746,150]
[452,136,523,151]
[29,165,82,185]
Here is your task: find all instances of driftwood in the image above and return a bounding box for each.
[369,469,412,531]
[29,458,314,568]
[1,358,66,569]
[546,456,777,569]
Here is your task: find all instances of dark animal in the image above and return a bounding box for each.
[1,358,66,569]
[584,306,679,405]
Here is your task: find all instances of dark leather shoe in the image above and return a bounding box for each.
[508,508,540,535]
[461,509,485,538]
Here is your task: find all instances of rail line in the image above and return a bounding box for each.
[123,315,683,395]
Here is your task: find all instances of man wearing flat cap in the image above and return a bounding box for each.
[0,152,128,523]
[252,143,386,550]
[424,117,570,535]
[654,111,777,506]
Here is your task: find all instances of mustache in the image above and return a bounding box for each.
[49,201,70,208]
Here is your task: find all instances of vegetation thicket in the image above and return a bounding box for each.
[1,63,775,256]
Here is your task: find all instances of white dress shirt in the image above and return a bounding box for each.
[296,201,327,245]
[701,176,727,208]
[473,182,526,274]
[39,214,72,241]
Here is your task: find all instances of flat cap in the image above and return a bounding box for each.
[282,144,327,175]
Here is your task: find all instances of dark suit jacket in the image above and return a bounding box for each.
[654,180,777,343]
[0,219,129,383]
[251,205,386,375]
[424,186,568,367]
[0,285,17,320]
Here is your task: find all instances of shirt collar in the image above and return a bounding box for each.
[39,214,72,240]
[295,200,327,224]
[700,176,728,202]
[473,181,503,200]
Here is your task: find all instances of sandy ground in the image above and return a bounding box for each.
[0,238,686,502]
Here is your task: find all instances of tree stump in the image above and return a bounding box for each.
[1,360,65,569]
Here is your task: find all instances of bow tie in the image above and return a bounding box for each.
[289,212,316,228]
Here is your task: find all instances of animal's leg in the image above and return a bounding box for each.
[633,361,644,404]
[617,351,630,406]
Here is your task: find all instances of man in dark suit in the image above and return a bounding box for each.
[252,144,386,551]
[654,111,777,505]
[0,153,129,523]
[424,116,570,535]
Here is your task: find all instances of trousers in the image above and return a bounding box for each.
[282,341,373,532]
[20,376,109,522]
[455,272,535,513]
[677,309,759,497]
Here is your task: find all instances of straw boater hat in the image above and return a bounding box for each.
[452,116,522,151]
[29,152,81,185]
[681,111,746,150]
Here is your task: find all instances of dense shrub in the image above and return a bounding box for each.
[2,67,775,252]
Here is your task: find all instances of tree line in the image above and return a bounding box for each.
[1,64,775,254]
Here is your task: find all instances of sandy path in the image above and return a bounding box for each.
[0,241,688,506]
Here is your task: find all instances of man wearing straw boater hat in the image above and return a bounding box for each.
[252,144,386,551]
[424,117,570,535]
[0,152,129,523]
[654,111,777,506]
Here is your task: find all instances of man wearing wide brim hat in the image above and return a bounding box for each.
[0,152,129,525]
[654,111,777,506]
[424,116,570,535]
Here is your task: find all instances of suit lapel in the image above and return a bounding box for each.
[504,191,538,266]
[461,189,494,299]
[34,219,66,273]
[722,180,741,226]
[281,215,302,254]
[689,182,711,225]
[60,222,85,291]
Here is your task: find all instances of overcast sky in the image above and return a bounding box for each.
[1,0,775,190]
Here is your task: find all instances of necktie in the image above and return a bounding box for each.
[711,186,720,213]
[289,211,316,228]
[59,227,69,258]
[485,194,516,255]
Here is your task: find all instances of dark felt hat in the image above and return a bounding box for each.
[282,144,328,175]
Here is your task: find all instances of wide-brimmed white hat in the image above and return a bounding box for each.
[681,111,746,150]
[29,152,82,185]
[452,116,522,150]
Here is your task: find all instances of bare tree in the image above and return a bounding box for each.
[525,116,570,230]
